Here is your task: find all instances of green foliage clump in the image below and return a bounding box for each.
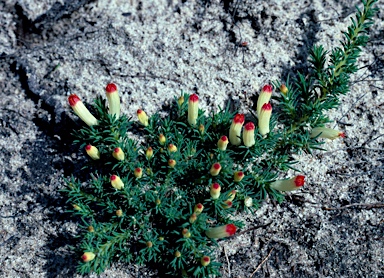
[63,1,378,276]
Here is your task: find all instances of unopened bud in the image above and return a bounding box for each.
[194,203,204,215]
[112,147,125,161]
[85,144,100,160]
[199,124,205,134]
[229,114,245,145]
[234,171,244,182]
[87,226,95,233]
[168,144,177,152]
[81,252,96,262]
[258,103,272,136]
[72,204,81,211]
[188,94,199,125]
[175,250,181,258]
[257,84,273,117]
[189,213,197,223]
[244,196,253,207]
[217,135,229,151]
[68,94,98,126]
[146,147,153,159]
[159,134,166,145]
[210,163,221,176]
[222,200,233,209]
[280,84,288,95]
[134,167,143,179]
[201,256,211,267]
[178,95,184,106]
[110,175,124,190]
[168,159,176,168]
[310,127,345,140]
[210,183,221,199]
[227,190,237,201]
[270,175,305,191]
[182,228,191,238]
[146,241,153,248]
[116,209,123,217]
[137,109,149,126]
[155,198,161,205]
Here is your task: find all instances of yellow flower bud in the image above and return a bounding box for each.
[310,127,345,140]
[112,147,124,161]
[210,183,221,199]
[134,167,143,179]
[137,109,149,126]
[270,175,305,192]
[229,114,245,145]
[258,103,272,136]
[68,94,98,126]
[105,83,120,119]
[85,144,100,160]
[188,94,199,125]
[217,135,229,151]
[81,252,96,262]
[243,122,255,147]
[110,175,124,190]
[256,84,273,117]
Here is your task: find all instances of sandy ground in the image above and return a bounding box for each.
[0,0,383,277]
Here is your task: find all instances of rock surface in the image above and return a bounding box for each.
[0,0,383,277]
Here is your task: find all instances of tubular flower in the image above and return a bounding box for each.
[68,94,98,126]
[134,167,143,179]
[201,256,211,267]
[270,175,305,192]
[112,147,125,161]
[110,175,124,190]
[81,252,96,262]
[137,109,149,126]
[227,190,237,201]
[310,127,346,140]
[229,114,245,145]
[168,144,177,152]
[243,122,255,147]
[159,134,166,145]
[210,183,221,199]
[105,83,120,119]
[257,84,273,117]
[205,224,237,239]
[258,103,272,136]
[244,196,253,207]
[85,144,100,160]
[188,94,199,125]
[217,135,229,151]
[234,171,244,182]
[194,203,204,214]
[146,147,153,159]
[168,159,176,168]
[210,163,221,176]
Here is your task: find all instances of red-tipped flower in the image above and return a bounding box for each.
[105,83,120,119]
[201,256,211,267]
[112,147,125,161]
[226,190,237,201]
[234,171,244,182]
[68,94,98,126]
[222,200,233,209]
[116,209,123,217]
[182,228,191,238]
[217,135,229,151]
[205,224,237,239]
[137,109,149,126]
[146,147,153,159]
[177,95,184,106]
[229,114,245,145]
[159,134,166,145]
[243,122,255,147]
[110,175,124,190]
[134,167,143,179]
[194,203,204,214]
[310,127,345,140]
[270,175,305,192]
[168,143,177,152]
[81,252,96,262]
[188,94,199,125]
[258,102,272,136]
[257,84,273,117]
[210,183,221,199]
[85,144,100,160]
[189,213,197,223]
[210,162,221,176]
[168,159,176,168]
